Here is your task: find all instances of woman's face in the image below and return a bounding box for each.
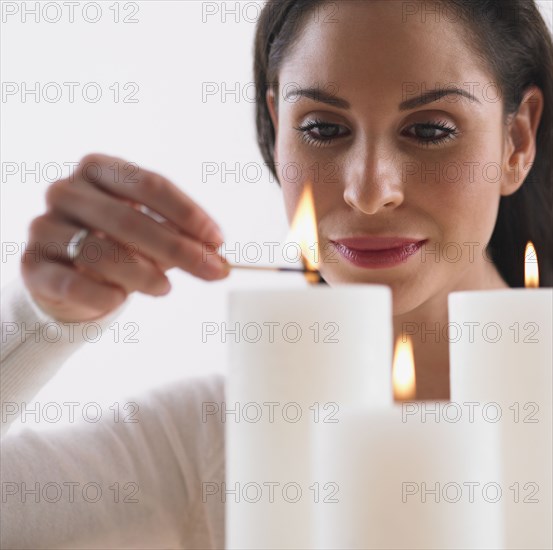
[268,0,526,315]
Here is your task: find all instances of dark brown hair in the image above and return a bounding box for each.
[254,0,553,288]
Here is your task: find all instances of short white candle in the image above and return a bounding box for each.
[225,285,392,549]
[312,403,503,549]
[449,286,553,549]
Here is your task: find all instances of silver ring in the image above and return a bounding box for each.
[67,228,89,262]
[138,204,167,224]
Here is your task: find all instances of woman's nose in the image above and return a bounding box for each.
[342,146,405,215]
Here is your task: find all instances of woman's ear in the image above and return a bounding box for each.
[501,85,544,196]
[266,87,279,132]
[266,88,279,163]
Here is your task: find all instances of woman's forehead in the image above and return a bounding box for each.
[277,1,490,105]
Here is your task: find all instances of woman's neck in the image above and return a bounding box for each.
[392,261,509,400]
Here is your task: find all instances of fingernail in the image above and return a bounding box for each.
[159,278,172,295]
[219,256,230,273]
[211,225,225,244]
[204,254,229,279]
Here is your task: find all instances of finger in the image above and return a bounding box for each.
[21,255,127,322]
[45,179,230,280]
[75,153,224,244]
[29,214,172,297]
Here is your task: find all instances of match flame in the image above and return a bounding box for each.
[392,336,416,401]
[524,241,539,288]
[286,180,320,280]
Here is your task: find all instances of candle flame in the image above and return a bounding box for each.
[524,241,539,288]
[393,336,416,401]
[286,180,320,282]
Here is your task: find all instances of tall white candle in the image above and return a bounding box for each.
[225,285,392,549]
[312,403,503,549]
[449,287,553,549]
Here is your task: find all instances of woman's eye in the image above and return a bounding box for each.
[404,122,459,147]
[294,119,349,147]
[294,119,459,148]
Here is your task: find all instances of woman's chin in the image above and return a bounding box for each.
[322,268,429,316]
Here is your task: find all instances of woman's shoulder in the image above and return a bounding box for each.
[117,372,227,466]
[133,372,227,426]
[142,370,225,400]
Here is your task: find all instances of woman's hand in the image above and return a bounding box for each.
[21,153,230,323]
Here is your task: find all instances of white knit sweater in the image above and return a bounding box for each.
[0,277,226,549]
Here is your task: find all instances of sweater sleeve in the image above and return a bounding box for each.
[0,372,227,549]
[1,276,130,438]
[1,277,226,549]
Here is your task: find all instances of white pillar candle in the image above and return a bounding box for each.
[225,284,392,549]
[449,288,553,549]
[312,403,503,549]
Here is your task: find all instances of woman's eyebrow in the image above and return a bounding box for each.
[399,88,482,110]
[284,87,351,109]
[283,86,481,110]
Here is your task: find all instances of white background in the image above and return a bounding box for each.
[2,0,552,429]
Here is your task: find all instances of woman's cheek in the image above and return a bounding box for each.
[415,156,502,260]
[278,147,335,223]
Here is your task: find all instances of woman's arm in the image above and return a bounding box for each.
[0,372,226,549]
[1,277,128,438]
[1,278,227,548]
[1,153,229,547]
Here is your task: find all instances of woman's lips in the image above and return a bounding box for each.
[330,237,428,269]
